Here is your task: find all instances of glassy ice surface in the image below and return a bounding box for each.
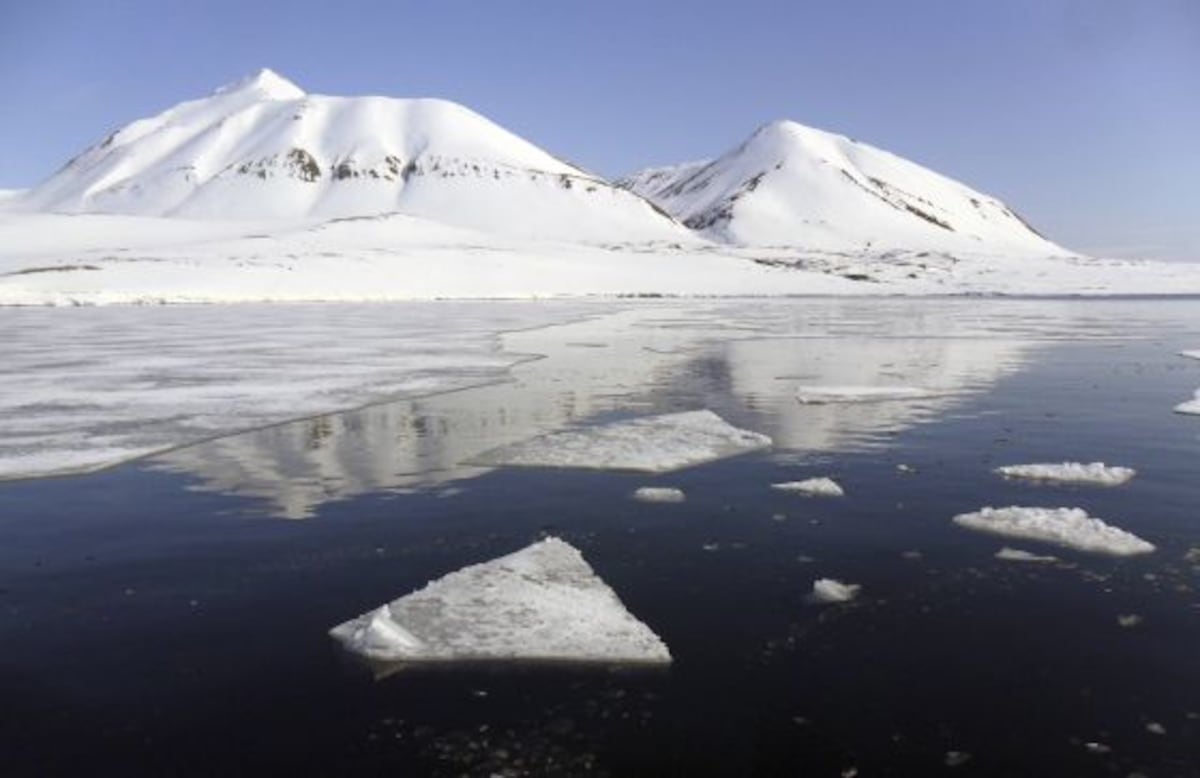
[2,297,1200,776]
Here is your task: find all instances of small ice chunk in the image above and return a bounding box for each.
[1083,741,1111,755]
[1175,390,1200,415]
[329,537,671,666]
[475,410,771,473]
[953,506,1155,556]
[994,462,1135,486]
[995,547,1059,563]
[809,578,861,604]
[1117,614,1143,628]
[1146,721,1166,735]
[771,477,845,497]
[1180,350,1200,360]
[632,486,685,503]
[795,385,948,404]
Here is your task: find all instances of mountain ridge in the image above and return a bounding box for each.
[12,69,1061,254]
[618,119,1064,254]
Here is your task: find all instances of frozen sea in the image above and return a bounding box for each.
[2,298,1200,776]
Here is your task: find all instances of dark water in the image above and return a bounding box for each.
[2,299,1200,776]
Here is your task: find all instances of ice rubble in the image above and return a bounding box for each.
[809,578,861,604]
[632,487,686,503]
[794,386,949,404]
[771,477,845,497]
[329,537,671,665]
[953,506,1155,556]
[995,547,1060,563]
[1175,390,1200,415]
[474,410,771,473]
[994,462,1135,486]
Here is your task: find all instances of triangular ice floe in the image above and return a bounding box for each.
[329,537,671,666]
[473,409,771,473]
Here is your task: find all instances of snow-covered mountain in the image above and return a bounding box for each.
[15,69,690,243]
[619,120,1064,254]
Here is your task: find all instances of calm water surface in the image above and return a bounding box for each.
[2,298,1199,776]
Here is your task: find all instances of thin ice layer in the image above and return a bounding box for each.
[329,537,671,665]
[632,487,686,503]
[771,477,845,497]
[995,547,1060,563]
[474,410,771,473]
[1175,390,1200,415]
[953,506,1155,556]
[795,385,948,404]
[994,462,1135,486]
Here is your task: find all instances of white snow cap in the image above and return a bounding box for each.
[771,477,845,497]
[213,68,306,100]
[953,506,1155,556]
[809,578,861,603]
[795,386,949,404]
[475,410,771,473]
[994,462,1135,486]
[329,537,671,665]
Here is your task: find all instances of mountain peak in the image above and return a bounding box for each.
[213,68,305,100]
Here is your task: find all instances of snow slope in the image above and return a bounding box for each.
[619,120,1065,254]
[15,69,689,243]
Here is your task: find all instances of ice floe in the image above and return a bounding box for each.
[1181,350,1200,360]
[995,547,1060,563]
[475,410,771,473]
[953,506,1155,556]
[1175,390,1200,415]
[809,578,861,604]
[794,385,948,404]
[329,537,671,665]
[631,486,685,503]
[771,477,845,497]
[994,462,1135,486]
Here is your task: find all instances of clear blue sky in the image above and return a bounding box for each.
[1,0,1197,260]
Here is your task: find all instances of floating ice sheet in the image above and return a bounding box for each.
[1175,390,1200,415]
[794,385,949,404]
[474,410,771,473]
[953,506,1154,556]
[994,462,1135,486]
[771,477,845,497]
[809,578,861,604]
[1181,350,1200,360]
[632,487,685,503]
[995,547,1060,563]
[329,537,670,666]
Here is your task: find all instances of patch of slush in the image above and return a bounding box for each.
[953,506,1155,556]
[795,385,949,404]
[329,537,670,665]
[809,578,861,604]
[474,410,771,473]
[995,547,1060,563]
[0,302,597,480]
[1175,390,1200,415]
[632,487,685,503]
[771,477,845,497]
[994,462,1135,486]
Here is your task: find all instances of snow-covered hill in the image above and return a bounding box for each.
[14,69,690,243]
[619,120,1064,254]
